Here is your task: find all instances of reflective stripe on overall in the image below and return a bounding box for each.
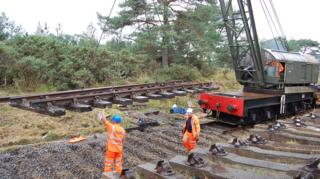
[104,123,125,174]
[107,125,125,151]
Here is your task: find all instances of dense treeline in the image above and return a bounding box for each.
[0,35,149,90]
[0,1,319,91]
[0,1,230,91]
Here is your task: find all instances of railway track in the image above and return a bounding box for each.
[129,112,320,179]
[1,109,320,178]
[131,113,320,179]
[0,81,217,116]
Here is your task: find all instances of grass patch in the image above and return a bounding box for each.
[0,69,241,149]
[147,95,202,113]
[0,145,21,153]
[43,131,62,141]
[209,68,242,91]
[285,139,298,145]
[0,103,139,148]
[13,138,33,145]
[102,107,135,128]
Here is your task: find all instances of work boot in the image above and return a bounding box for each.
[187,153,196,166]
[120,169,135,179]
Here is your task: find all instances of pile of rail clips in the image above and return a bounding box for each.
[209,144,228,156]
[268,121,287,132]
[230,134,267,147]
[293,117,307,127]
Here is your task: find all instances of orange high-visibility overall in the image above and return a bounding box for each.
[271,61,284,77]
[182,114,200,152]
[104,120,126,174]
[266,60,284,77]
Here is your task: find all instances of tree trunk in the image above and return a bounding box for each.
[4,73,7,86]
[161,0,169,69]
[162,43,169,69]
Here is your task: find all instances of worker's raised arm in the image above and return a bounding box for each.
[99,112,112,130]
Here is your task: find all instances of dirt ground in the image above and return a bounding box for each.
[1,95,241,178]
[0,110,239,179]
[0,95,199,150]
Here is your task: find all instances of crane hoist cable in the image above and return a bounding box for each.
[97,0,118,46]
[263,0,288,50]
[261,0,281,38]
[260,0,289,51]
[259,0,280,50]
[270,0,285,37]
[117,0,128,42]
[269,0,289,50]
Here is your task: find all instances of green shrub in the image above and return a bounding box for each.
[198,63,216,77]
[43,131,61,141]
[154,64,202,81]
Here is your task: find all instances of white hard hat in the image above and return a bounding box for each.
[186,108,193,114]
[172,104,177,108]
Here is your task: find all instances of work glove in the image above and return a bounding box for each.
[96,112,103,121]
[96,111,108,121]
[102,111,106,119]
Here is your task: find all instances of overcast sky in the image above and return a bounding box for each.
[0,0,319,42]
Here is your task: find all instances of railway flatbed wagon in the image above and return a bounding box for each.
[199,91,316,124]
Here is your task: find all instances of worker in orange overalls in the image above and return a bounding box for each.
[266,60,284,77]
[182,108,200,153]
[272,60,284,77]
[99,112,126,177]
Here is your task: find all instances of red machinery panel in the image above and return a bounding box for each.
[199,92,245,117]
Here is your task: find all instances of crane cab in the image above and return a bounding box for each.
[262,49,319,87]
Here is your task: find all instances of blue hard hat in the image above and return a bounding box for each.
[112,115,122,123]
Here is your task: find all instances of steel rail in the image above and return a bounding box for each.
[0,80,184,103]
[0,97,10,103]
[30,82,213,104]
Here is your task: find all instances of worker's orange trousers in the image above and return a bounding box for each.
[183,131,197,152]
[104,150,123,174]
